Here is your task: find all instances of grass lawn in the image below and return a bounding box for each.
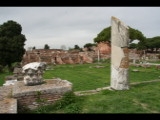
[43,62,160,91]
[31,82,160,113]
[43,63,110,91]
[1,61,160,113]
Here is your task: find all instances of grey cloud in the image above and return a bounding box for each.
[0,7,160,49]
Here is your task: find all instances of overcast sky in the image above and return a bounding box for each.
[0,7,160,50]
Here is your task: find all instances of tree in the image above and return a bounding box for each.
[94,27,111,43]
[44,44,50,49]
[33,46,36,49]
[129,27,146,50]
[146,36,160,53]
[74,45,80,49]
[129,43,137,49]
[84,43,96,51]
[0,20,26,71]
[94,26,146,50]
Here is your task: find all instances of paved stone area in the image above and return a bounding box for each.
[0,85,17,113]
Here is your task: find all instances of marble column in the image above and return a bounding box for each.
[111,16,129,90]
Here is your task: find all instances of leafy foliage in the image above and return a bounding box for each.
[0,20,26,71]
[128,27,146,42]
[74,45,80,49]
[146,36,160,52]
[44,44,50,49]
[129,27,146,50]
[94,27,111,43]
[94,26,146,50]
[84,43,96,51]
[129,43,137,49]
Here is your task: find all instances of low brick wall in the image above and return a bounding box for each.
[16,93,63,110]
[12,79,72,110]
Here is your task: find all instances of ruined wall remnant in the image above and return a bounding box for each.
[111,16,129,90]
[22,47,111,66]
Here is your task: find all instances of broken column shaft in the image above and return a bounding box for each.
[111,16,129,90]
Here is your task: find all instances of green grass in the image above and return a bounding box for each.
[43,63,110,91]
[43,62,160,91]
[1,61,160,113]
[30,82,160,113]
[129,65,160,83]
[0,72,13,86]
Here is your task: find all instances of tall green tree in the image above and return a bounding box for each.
[94,27,111,43]
[129,27,146,50]
[44,44,50,49]
[94,26,146,50]
[0,20,26,71]
[146,36,160,53]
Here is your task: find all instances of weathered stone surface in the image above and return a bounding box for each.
[0,86,17,113]
[5,76,17,81]
[111,16,129,47]
[22,48,110,65]
[3,80,17,86]
[0,98,17,113]
[111,16,129,90]
[97,42,111,54]
[22,62,46,86]
[12,79,72,97]
[79,52,93,63]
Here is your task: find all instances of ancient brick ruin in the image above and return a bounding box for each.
[21,42,111,66]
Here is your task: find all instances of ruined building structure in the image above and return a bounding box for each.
[21,42,111,66]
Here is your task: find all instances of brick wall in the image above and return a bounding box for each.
[15,93,63,110]
[12,79,72,110]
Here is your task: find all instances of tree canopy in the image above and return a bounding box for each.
[44,44,50,49]
[74,45,80,50]
[84,43,96,51]
[93,26,146,50]
[146,36,160,52]
[84,43,96,48]
[0,20,26,71]
[94,27,111,43]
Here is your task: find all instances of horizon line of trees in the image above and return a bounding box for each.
[93,26,160,53]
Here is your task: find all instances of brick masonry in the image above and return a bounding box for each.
[12,79,72,110]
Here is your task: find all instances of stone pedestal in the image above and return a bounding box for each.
[12,79,72,110]
[111,16,129,90]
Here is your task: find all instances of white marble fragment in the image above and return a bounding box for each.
[111,16,129,90]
